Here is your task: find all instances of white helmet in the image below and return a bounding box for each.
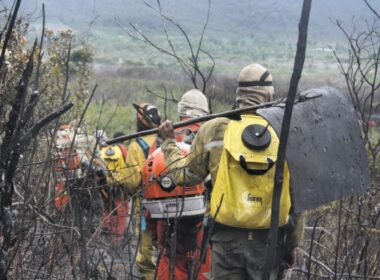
[178,89,209,118]
[236,64,274,107]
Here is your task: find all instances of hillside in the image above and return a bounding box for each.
[19,0,380,39]
[15,0,380,72]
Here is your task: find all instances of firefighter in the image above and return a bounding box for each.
[53,124,105,233]
[143,89,211,280]
[99,131,130,242]
[158,64,305,279]
[124,103,162,280]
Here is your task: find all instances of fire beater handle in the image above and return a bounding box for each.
[106,99,282,144]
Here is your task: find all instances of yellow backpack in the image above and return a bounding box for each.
[210,114,291,229]
[100,145,128,187]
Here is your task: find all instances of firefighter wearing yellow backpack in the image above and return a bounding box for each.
[100,132,129,242]
[158,64,305,280]
[124,103,161,280]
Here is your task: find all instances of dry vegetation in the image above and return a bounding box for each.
[0,0,379,279]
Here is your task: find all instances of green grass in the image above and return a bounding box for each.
[88,26,346,77]
[85,101,135,137]
[82,21,350,139]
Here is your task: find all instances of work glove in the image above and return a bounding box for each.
[158,120,175,141]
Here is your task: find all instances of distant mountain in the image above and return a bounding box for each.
[14,0,380,42]
[5,0,379,74]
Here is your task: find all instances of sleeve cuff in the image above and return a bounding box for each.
[161,138,177,150]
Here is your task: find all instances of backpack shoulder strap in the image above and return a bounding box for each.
[117,144,128,161]
[136,138,150,159]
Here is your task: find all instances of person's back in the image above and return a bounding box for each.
[144,89,211,280]
[100,137,130,242]
[158,64,305,280]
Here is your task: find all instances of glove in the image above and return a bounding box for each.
[158,120,175,140]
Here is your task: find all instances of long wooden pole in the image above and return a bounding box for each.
[106,99,283,144]
[261,1,312,279]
